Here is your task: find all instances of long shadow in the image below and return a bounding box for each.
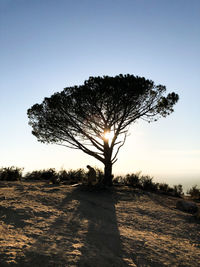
[12,186,127,266]
[74,187,126,266]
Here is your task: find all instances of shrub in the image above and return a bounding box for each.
[24,170,42,180]
[24,168,57,181]
[140,175,158,192]
[157,183,183,197]
[0,166,23,181]
[113,175,124,185]
[119,172,158,191]
[59,168,86,184]
[94,168,104,183]
[58,169,69,181]
[124,173,140,187]
[113,172,141,186]
[187,185,200,200]
[158,183,170,193]
[114,172,158,192]
[173,184,183,197]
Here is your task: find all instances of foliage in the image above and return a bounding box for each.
[24,168,57,181]
[58,168,86,184]
[114,172,157,191]
[158,183,170,192]
[0,164,184,198]
[27,74,179,185]
[24,167,105,185]
[158,183,183,197]
[140,175,158,192]
[187,185,200,200]
[94,168,104,183]
[0,166,23,181]
[173,184,183,197]
[122,173,141,187]
[112,175,124,185]
[113,173,183,197]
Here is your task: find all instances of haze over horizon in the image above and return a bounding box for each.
[0,0,200,190]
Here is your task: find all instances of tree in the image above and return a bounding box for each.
[27,74,179,186]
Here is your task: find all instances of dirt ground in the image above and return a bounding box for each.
[0,181,200,266]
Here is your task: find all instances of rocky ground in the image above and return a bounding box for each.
[0,181,200,266]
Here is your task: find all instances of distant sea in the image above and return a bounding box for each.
[153,175,200,194]
[116,172,200,194]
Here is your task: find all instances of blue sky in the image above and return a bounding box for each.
[0,0,200,189]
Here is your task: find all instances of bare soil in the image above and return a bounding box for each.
[0,181,200,266]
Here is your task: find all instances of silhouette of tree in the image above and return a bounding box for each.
[27,74,179,185]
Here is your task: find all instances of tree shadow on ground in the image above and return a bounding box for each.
[74,187,126,266]
[12,186,127,266]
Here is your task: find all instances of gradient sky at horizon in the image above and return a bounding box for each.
[0,0,200,189]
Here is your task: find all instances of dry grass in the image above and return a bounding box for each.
[0,181,200,266]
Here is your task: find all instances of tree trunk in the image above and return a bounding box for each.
[103,139,113,186]
[103,160,113,186]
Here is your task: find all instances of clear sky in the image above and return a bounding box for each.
[0,0,200,189]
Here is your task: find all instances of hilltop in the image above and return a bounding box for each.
[0,181,200,266]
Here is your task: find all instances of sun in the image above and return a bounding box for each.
[103,131,114,142]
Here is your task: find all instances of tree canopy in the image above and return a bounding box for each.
[27,74,179,185]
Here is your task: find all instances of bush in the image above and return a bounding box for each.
[187,185,200,200]
[158,183,170,193]
[140,175,158,192]
[24,168,57,181]
[24,170,42,180]
[95,168,104,183]
[124,173,140,187]
[120,173,183,196]
[158,183,183,197]
[58,168,86,184]
[113,172,141,186]
[1,166,185,198]
[57,169,69,181]
[113,175,124,185]
[173,184,183,197]
[0,166,23,181]
[115,172,158,192]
